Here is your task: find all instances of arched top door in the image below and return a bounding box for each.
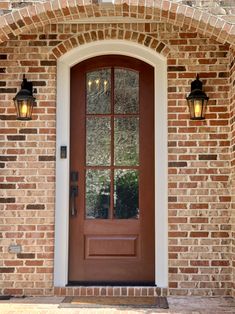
[69,55,155,284]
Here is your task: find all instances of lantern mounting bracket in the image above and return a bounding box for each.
[21,74,33,95]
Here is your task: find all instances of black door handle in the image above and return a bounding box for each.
[70,171,79,216]
[70,185,78,216]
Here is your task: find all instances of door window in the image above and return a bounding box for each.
[85,68,140,220]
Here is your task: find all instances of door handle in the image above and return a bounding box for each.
[70,185,78,216]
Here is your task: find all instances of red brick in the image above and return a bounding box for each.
[180,268,198,274]
[190,232,209,237]
[169,232,188,237]
[211,232,229,238]
[190,218,208,223]
[211,261,230,266]
[190,261,209,267]
[0,267,15,273]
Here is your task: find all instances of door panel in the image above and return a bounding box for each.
[69,55,154,284]
[85,235,138,258]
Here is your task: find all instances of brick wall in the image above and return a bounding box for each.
[230,48,235,298]
[166,30,232,296]
[0,22,234,296]
[0,24,56,296]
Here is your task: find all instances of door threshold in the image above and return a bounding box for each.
[67,282,156,287]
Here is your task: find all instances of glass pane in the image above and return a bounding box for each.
[86,117,111,166]
[114,170,139,219]
[114,69,139,114]
[114,117,139,166]
[86,170,110,219]
[86,69,111,114]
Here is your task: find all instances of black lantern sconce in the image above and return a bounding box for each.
[186,74,209,120]
[13,75,36,120]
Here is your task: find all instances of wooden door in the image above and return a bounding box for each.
[69,55,155,284]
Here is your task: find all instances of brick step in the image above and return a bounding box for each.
[54,286,168,297]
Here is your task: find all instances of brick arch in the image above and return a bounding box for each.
[0,0,234,47]
[50,26,173,59]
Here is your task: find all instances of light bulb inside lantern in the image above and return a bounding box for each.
[194,100,202,118]
[20,102,28,117]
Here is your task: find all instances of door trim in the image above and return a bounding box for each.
[54,40,168,288]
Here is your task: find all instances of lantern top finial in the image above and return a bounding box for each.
[21,74,33,95]
[191,74,202,91]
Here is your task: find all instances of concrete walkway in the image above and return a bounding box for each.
[0,296,234,313]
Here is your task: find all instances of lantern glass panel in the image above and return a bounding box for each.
[194,99,202,119]
[14,98,34,120]
[201,99,207,118]
[188,98,208,120]
[188,100,195,119]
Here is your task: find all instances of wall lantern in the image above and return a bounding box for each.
[13,75,36,120]
[186,74,209,120]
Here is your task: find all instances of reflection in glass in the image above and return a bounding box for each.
[114,69,139,114]
[114,117,139,166]
[114,170,139,219]
[86,170,110,219]
[86,117,111,166]
[86,69,111,114]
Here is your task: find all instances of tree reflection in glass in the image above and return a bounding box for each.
[86,170,110,219]
[114,69,139,114]
[114,170,139,219]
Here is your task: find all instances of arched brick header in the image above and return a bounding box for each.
[0,0,234,46]
[50,26,173,59]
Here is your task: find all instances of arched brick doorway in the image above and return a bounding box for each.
[54,40,168,288]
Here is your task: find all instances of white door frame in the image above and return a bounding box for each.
[54,40,168,287]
